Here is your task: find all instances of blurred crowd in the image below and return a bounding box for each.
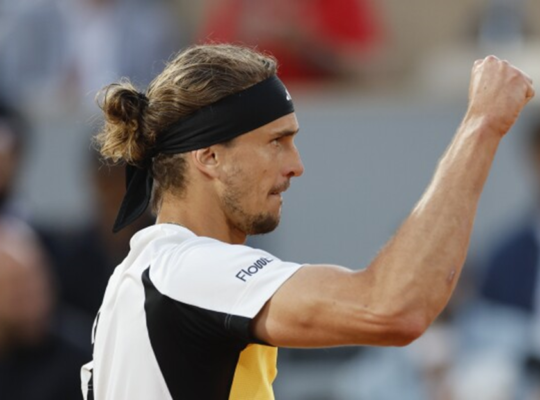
[0,0,539,399]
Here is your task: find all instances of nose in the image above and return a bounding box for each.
[286,145,304,178]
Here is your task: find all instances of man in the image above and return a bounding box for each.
[83,44,534,399]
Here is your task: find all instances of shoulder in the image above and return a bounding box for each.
[149,236,303,318]
[169,236,279,274]
[150,235,287,291]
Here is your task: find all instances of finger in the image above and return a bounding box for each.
[484,55,500,63]
[511,65,534,85]
[526,85,535,101]
[523,72,533,85]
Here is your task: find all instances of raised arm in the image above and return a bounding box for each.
[252,56,535,348]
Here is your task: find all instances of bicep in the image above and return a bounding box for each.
[252,264,405,348]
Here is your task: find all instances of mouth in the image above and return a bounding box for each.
[269,181,290,197]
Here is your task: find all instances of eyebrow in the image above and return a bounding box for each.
[272,128,299,139]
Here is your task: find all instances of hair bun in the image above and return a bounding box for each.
[95,80,153,166]
[134,91,149,111]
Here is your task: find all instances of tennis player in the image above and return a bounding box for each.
[81,44,535,400]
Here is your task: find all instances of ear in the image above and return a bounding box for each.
[190,147,221,179]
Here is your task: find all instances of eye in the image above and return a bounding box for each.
[271,138,281,147]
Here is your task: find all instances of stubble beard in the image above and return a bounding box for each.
[222,179,280,236]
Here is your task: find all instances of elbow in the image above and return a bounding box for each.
[347,304,430,347]
[387,315,427,346]
[369,310,429,347]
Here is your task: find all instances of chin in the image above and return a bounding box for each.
[245,212,281,235]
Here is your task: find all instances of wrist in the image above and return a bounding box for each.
[460,112,506,144]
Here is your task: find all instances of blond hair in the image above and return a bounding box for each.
[95,44,277,212]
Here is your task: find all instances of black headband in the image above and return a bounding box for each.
[112,75,295,232]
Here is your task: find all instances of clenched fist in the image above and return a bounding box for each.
[466,55,535,137]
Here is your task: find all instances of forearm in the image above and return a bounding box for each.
[365,115,501,327]
[253,56,532,349]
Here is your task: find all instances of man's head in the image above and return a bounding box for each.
[190,113,303,236]
[96,44,303,235]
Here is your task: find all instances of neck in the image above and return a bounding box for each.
[156,191,247,245]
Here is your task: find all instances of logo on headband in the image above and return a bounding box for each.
[285,89,292,101]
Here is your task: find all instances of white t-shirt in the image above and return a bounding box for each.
[81,224,302,400]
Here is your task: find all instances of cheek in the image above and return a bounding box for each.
[235,169,272,206]
[238,154,274,186]
[224,147,279,199]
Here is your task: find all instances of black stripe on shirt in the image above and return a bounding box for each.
[142,267,253,400]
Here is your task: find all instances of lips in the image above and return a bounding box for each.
[269,181,290,196]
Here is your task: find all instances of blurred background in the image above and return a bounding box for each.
[0,0,539,399]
